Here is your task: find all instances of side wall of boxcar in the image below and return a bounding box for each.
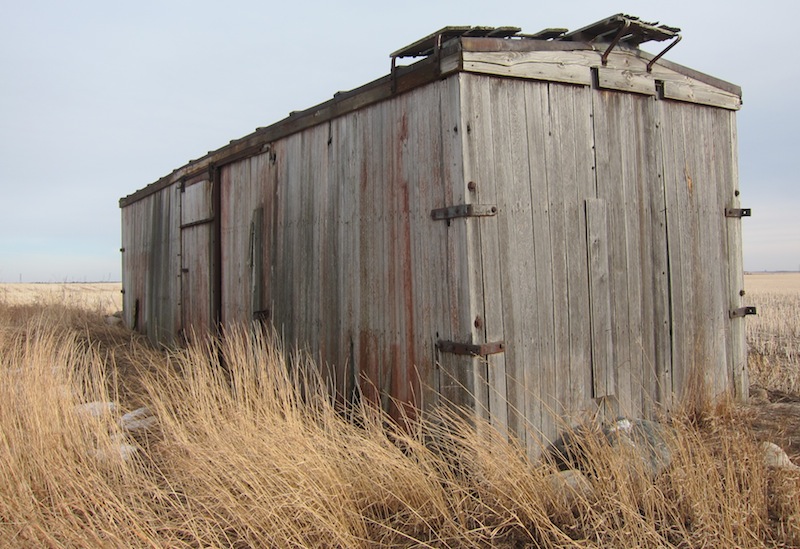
[215,76,478,418]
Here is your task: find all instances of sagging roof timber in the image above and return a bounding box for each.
[120,14,741,209]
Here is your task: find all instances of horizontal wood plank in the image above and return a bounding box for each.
[462,51,592,85]
[661,79,741,110]
[595,67,656,95]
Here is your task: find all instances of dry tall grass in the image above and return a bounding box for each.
[745,273,800,394]
[1,297,798,547]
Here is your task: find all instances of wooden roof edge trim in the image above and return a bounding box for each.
[458,35,740,97]
[458,35,597,53]
[637,50,741,97]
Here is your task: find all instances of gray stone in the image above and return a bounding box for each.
[93,440,139,463]
[104,315,123,326]
[749,385,769,404]
[119,406,156,433]
[604,418,673,478]
[547,417,674,479]
[75,401,117,419]
[761,441,800,471]
[545,469,595,507]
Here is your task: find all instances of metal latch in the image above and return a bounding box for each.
[431,204,497,221]
[437,340,505,356]
[725,208,751,218]
[729,306,757,319]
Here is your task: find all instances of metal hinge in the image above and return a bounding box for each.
[431,204,497,221]
[437,340,505,356]
[725,208,751,218]
[729,306,757,318]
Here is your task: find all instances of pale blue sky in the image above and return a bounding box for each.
[1,0,797,281]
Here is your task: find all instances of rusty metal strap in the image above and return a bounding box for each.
[729,306,757,319]
[725,208,751,218]
[431,204,497,221]
[437,340,505,356]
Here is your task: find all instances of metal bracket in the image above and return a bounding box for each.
[431,204,497,221]
[646,34,682,72]
[729,306,757,319]
[725,208,752,218]
[601,19,631,66]
[437,340,505,356]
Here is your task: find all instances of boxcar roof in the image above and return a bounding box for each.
[120,13,740,208]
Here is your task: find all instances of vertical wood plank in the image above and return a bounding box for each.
[586,198,615,400]
[524,81,554,450]
[342,110,362,403]
[460,74,505,426]
[591,91,630,417]
[437,74,475,412]
[547,84,595,426]
[543,83,572,432]
[723,111,747,399]
[495,78,539,446]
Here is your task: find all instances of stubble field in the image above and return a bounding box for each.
[0,275,798,547]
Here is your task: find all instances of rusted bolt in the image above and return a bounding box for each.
[474,316,483,329]
[735,190,740,197]
[739,289,746,296]
[491,206,497,213]
[467,181,477,192]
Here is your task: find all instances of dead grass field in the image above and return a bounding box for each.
[0,281,798,547]
[0,282,122,314]
[746,272,800,293]
[744,273,800,394]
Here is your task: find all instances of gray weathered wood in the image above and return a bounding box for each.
[181,215,214,336]
[595,67,656,96]
[498,78,540,448]
[460,74,508,430]
[724,112,748,400]
[461,50,592,86]
[523,81,557,448]
[585,198,615,400]
[662,80,741,111]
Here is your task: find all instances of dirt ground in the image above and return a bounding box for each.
[745,389,800,463]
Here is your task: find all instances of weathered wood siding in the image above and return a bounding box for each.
[660,102,744,400]
[459,74,599,450]
[457,72,743,451]
[180,177,215,336]
[121,183,181,343]
[213,78,468,418]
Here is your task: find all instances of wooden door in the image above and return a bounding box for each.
[179,177,216,337]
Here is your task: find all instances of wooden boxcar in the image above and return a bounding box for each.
[120,14,751,450]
